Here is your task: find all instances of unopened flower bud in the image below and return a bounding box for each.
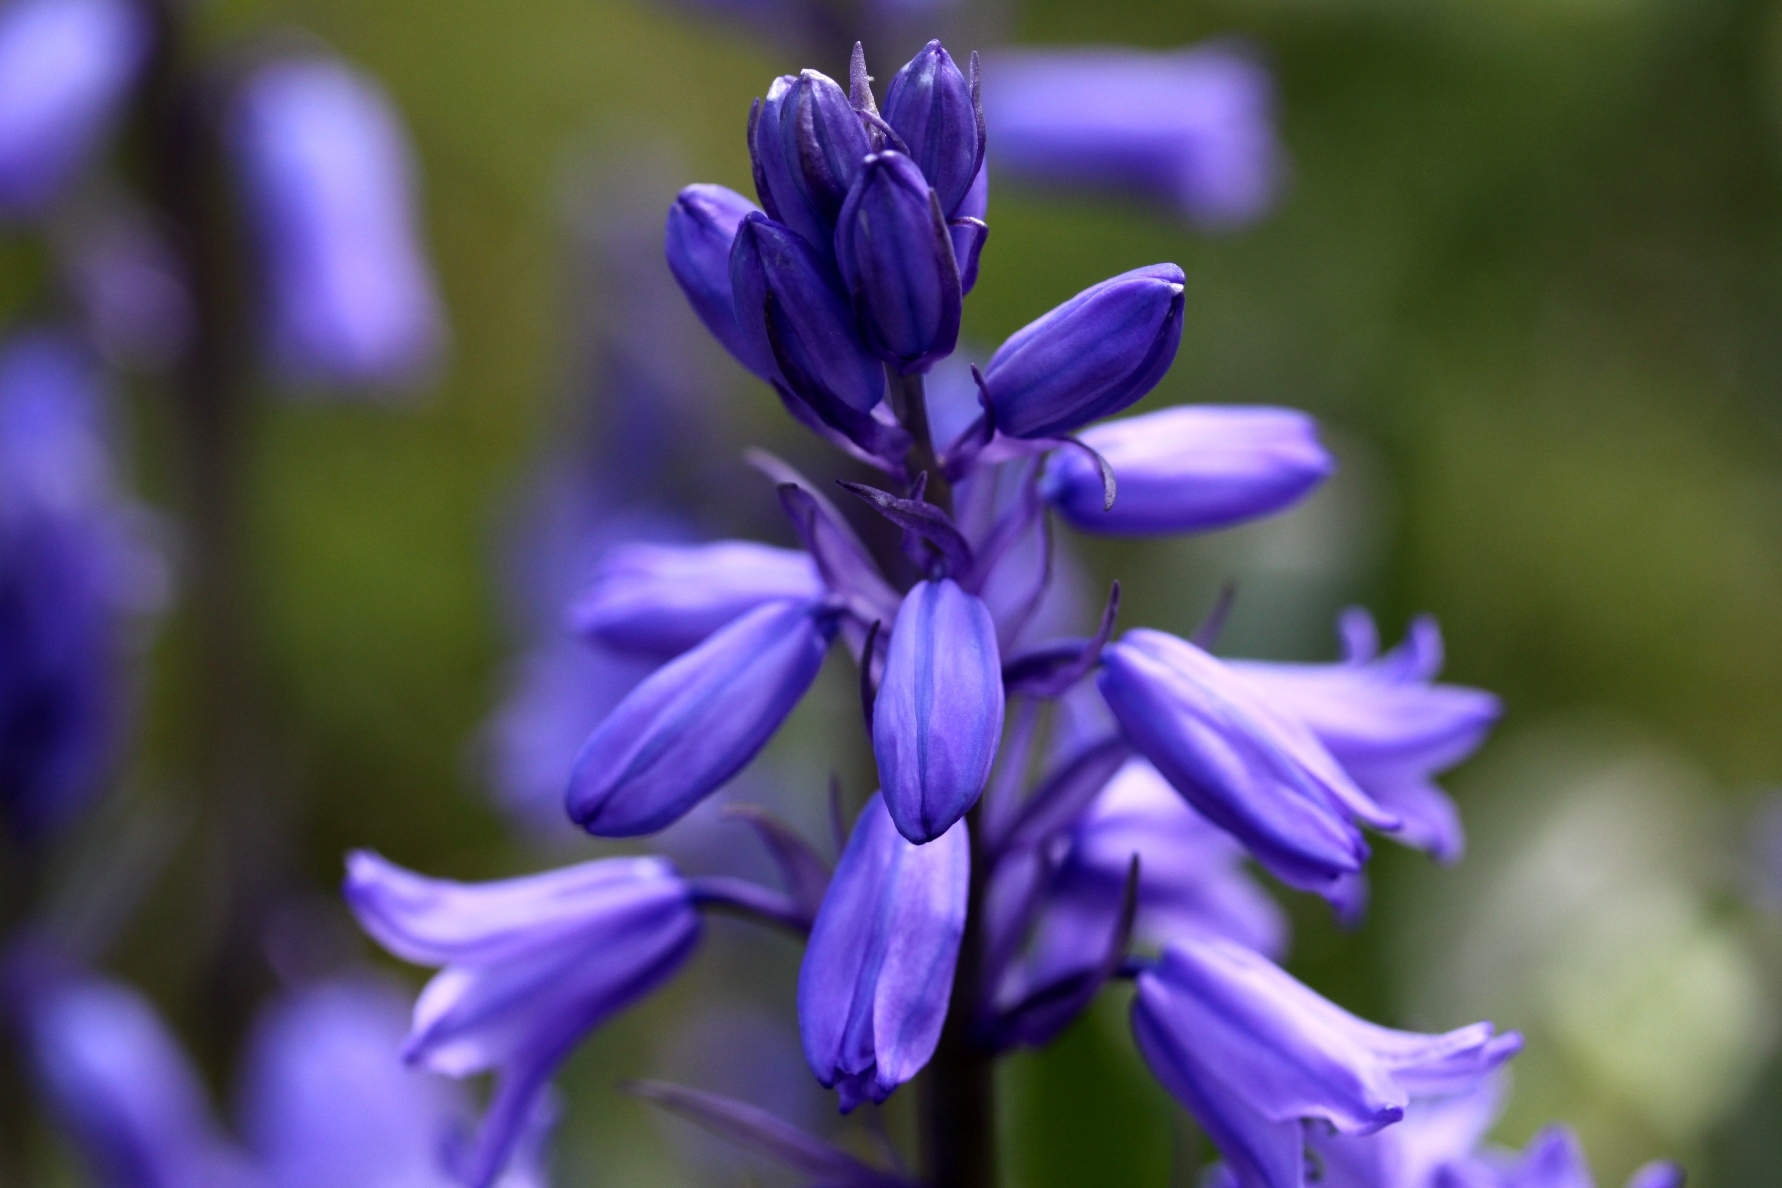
[881,41,983,220]
[750,70,870,257]
[835,151,961,374]
[665,184,767,378]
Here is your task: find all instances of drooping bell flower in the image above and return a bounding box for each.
[1097,628,1400,910]
[798,792,968,1111]
[0,332,155,842]
[345,851,700,1187]
[1131,936,1520,1188]
[834,151,961,374]
[983,43,1282,229]
[571,539,823,657]
[729,211,885,418]
[873,578,1004,844]
[982,264,1185,440]
[664,183,766,376]
[1020,758,1287,998]
[1303,1074,1504,1188]
[230,56,444,392]
[0,0,146,218]
[1227,612,1500,864]
[879,40,982,220]
[19,966,262,1188]
[749,69,870,256]
[239,977,556,1188]
[1041,405,1333,535]
[567,598,837,837]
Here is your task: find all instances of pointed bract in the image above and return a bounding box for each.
[874,579,1005,843]
[345,851,699,1187]
[1042,406,1334,535]
[835,151,961,374]
[1132,937,1519,1188]
[798,793,968,1110]
[984,264,1186,439]
[568,598,836,837]
[571,539,823,657]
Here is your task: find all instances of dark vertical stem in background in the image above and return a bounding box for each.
[138,0,277,1065]
[0,847,46,1186]
[902,363,992,1187]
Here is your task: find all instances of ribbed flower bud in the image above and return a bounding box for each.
[798,792,968,1111]
[835,151,961,374]
[664,184,767,378]
[750,70,871,256]
[881,40,983,219]
[873,578,1004,844]
[729,211,884,416]
[567,599,836,837]
[983,263,1186,439]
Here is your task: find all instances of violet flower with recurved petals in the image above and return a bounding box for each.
[1132,937,1519,1188]
[345,851,699,1188]
[984,43,1283,229]
[1041,405,1333,535]
[231,57,444,391]
[0,0,146,219]
[873,577,1004,844]
[1229,612,1501,863]
[798,792,968,1111]
[1098,627,1400,912]
[567,598,837,837]
[571,539,823,657]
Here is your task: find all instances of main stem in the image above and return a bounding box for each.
[895,366,994,1187]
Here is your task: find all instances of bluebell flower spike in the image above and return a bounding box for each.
[1043,405,1334,535]
[567,598,837,837]
[835,150,962,374]
[571,538,823,657]
[798,793,969,1109]
[983,264,1187,440]
[881,41,984,220]
[1098,628,1402,909]
[873,578,1004,843]
[1132,937,1519,1188]
[345,851,702,1186]
[665,183,769,377]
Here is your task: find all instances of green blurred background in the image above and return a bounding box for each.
[41,0,1782,1182]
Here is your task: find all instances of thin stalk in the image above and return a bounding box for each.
[923,799,995,1188]
[139,0,278,1065]
[888,368,952,513]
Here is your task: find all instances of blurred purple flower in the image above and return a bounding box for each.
[1426,1126,1683,1188]
[0,331,158,841]
[983,42,1283,229]
[346,850,699,1187]
[231,56,444,391]
[18,966,261,1188]
[59,202,193,370]
[1132,936,1519,1188]
[1228,611,1500,864]
[0,0,146,218]
[798,792,968,1111]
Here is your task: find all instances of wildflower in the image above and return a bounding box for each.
[879,41,982,219]
[346,851,699,1186]
[798,793,968,1111]
[834,150,962,374]
[749,69,870,258]
[664,183,766,376]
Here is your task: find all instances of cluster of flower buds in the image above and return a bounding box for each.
[336,38,1685,1188]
